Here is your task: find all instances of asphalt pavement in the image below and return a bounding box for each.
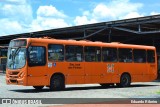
[0,74,160,106]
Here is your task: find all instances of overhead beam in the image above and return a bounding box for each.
[113,27,138,34]
[113,26,160,34]
[69,27,108,40]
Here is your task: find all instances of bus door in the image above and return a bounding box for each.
[27,44,48,86]
[65,45,85,84]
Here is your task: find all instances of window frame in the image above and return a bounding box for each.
[133,49,146,63]
[118,48,133,63]
[65,45,84,62]
[147,50,155,63]
[84,46,101,62]
[28,46,46,67]
[102,47,118,62]
[48,44,64,62]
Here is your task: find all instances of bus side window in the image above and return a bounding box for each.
[48,44,64,61]
[85,46,101,62]
[147,50,155,63]
[65,45,83,62]
[119,48,132,63]
[28,46,46,66]
[133,49,146,63]
[102,47,117,62]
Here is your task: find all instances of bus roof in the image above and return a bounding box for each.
[14,38,155,50]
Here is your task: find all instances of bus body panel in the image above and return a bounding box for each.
[65,62,85,84]
[147,63,157,81]
[27,66,49,86]
[86,62,119,84]
[45,61,85,85]
[6,67,27,85]
[118,63,155,82]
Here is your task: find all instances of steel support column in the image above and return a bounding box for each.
[108,28,112,42]
[138,24,141,32]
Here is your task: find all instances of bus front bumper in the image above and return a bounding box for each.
[6,74,27,86]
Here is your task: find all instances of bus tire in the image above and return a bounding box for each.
[33,86,44,90]
[100,83,114,87]
[119,73,131,87]
[50,75,65,91]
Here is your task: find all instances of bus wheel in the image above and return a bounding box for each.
[119,74,131,87]
[100,83,114,87]
[33,86,44,90]
[50,75,65,91]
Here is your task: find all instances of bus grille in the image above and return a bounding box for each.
[9,76,18,78]
[10,72,19,75]
[10,80,17,83]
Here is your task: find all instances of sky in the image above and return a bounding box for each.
[0,0,160,36]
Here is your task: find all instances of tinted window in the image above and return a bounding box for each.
[28,46,46,66]
[133,49,146,63]
[119,48,132,62]
[147,50,155,63]
[85,46,101,62]
[65,45,83,62]
[102,47,117,62]
[48,44,64,61]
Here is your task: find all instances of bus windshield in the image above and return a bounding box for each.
[7,47,26,69]
[7,39,27,69]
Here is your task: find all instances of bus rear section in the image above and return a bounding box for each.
[117,48,157,83]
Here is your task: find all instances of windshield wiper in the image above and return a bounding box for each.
[14,47,21,57]
[9,47,21,69]
[9,47,21,58]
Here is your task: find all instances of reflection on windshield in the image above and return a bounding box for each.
[7,48,26,69]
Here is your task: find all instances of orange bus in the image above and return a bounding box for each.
[6,37,157,90]
[0,46,8,72]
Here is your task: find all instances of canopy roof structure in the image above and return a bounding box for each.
[1,14,160,50]
[1,14,160,78]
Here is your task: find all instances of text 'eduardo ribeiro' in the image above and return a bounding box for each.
[131,99,158,104]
